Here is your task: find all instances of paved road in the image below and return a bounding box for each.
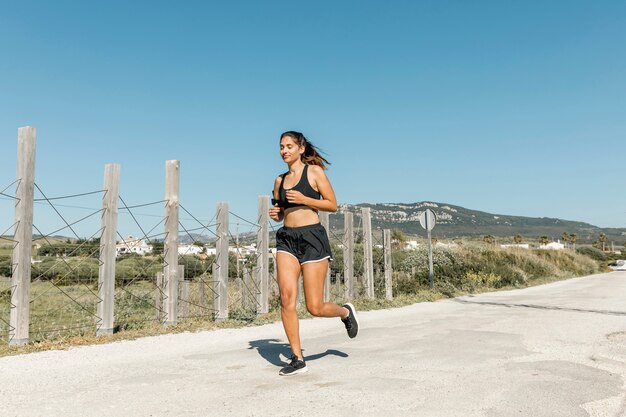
[2,271,626,417]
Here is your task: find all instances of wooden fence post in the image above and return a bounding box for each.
[252,264,260,309]
[235,277,243,309]
[343,212,354,300]
[178,265,188,320]
[9,126,36,345]
[362,207,374,299]
[198,277,206,314]
[256,196,269,315]
[163,160,180,325]
[269,255,279,297]
[243,267,252,310]
[212,263,219,318]
[97,163,120,336]
[214,202,229,320]
[335,273,342,301]
[155,272,163,321]
[384,229,393,300]
[319,211,331,302]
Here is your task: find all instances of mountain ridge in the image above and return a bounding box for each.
[330,201,626,244]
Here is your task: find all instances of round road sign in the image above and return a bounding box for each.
[419,209,437,231]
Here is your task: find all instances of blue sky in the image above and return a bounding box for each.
[1,1,625,239]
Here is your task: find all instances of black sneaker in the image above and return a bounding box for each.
[279,355,308,376]
[341,303,359,338]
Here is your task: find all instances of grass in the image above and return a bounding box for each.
[0,245,609,358]
[0,290,446,358]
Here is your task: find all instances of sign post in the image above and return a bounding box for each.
[419,209,437,288]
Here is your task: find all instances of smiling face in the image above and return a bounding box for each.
[280,135,305,164]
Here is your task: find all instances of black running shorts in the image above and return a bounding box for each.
[275,223,333,264]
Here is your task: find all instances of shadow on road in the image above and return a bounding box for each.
[454,298,626,317]
[248,339,348,367]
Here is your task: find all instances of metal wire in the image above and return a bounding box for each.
[0,179,20,199]
[33,189,105,202]
[229,210,261,229]
[119,199,167,210]
[2,186,398,342]
[34,183,88,240]
[35,209,104,239]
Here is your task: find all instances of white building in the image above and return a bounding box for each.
[539,240,565,250]
[501,244,530,250]
[435,241,458,249]
[178,244,205,256]
[200,245,257,258]
[405,240,420,250]
[229,244,258,258]
[116,236,153,257]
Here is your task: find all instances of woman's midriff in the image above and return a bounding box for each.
[283,207,320,228]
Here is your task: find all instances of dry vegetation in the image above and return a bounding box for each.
[0,243,608,357]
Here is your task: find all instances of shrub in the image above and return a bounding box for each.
[464,271,500,292]
[178,255,205,279]
[30,258,99,285]
[0,255,11,277]
[393,243,601,297]
[116,257,160,282]
[576,246,609,262]
[393,271,423,295]
[535,249,598,276]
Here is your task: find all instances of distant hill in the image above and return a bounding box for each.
[328,202,626,245]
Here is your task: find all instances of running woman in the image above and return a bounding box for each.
[269,131,358,376]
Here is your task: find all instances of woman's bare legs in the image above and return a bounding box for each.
[277,252,304,359]
[302,259,349,318]
[278,255,351,361]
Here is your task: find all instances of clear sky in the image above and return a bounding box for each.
[1,1,625,239]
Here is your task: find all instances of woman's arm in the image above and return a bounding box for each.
[269,176,284,222]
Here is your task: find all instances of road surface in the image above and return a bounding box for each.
[1,271,626,417]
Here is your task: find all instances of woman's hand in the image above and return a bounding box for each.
[269,204,283,222]
[285,190,307,205]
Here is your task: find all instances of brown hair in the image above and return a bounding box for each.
[280,131,330,169]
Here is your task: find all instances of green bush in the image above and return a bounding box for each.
[393,271,423,295]
[464,271,501,292]
[0,255,11,277]
[31,257,99,285]
[393,243,600,297]
[576,246,609,262]
[178,255,205,279]
[116,256,161,282]
[37,242,100,258]
[535,249,597,276]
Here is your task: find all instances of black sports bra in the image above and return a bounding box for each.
[273,165,321,210]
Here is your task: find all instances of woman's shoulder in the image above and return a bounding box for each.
[306,164,327,179]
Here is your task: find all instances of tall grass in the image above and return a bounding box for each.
[0,244,604,355]
[393,244,599,296]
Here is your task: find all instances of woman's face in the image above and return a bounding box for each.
[280,136,304,164]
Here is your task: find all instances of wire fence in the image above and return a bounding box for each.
[27,184,105,342]
[173,204,218,322]
[371,231,390,298]
[2,187,392,345]
[113,197,168,331]
[0,180,18,344]
[326,226,349,302]
[1,127,397,346]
